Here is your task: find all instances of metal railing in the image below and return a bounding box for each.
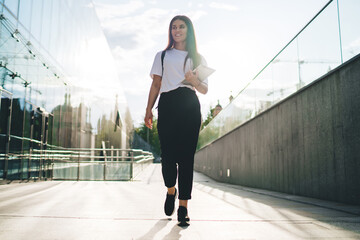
[0,148,154,181]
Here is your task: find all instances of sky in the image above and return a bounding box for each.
[91,0,331,127]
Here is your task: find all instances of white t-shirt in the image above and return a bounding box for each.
[150,48,208,94]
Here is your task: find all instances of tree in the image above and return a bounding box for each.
[134,118,161,156]
[201,106,214,130]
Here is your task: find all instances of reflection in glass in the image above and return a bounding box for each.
[30,0,42,43]
[198,0,359,150]
[18,0,32,31]
[296,2,341,86]
[47,114,53,146]
[41,0,52,50]
[3,0,18,17]
[338,0,360,62]
[0,93,11,153]
[32,109,42,144]
[23,102,32,139]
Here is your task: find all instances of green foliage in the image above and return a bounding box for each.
[135,106,215,154]
[201,106,214,130]
[135,118,161,155]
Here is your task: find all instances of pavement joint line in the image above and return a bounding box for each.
[0,214,359,223]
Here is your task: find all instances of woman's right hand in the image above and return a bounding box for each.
[144,108,153,129]
[145,75,161,129]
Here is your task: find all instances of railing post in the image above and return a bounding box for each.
[77,151,80,181]
[51,154,54,180]
[28,148,33,180]
[103,149,107,181]
[130,151,134,180]
[43,152,46,180]
[3,154,8,180]
[20,152,24,181]
[38,151,41,180]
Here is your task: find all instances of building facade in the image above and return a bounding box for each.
[0,0,132,179]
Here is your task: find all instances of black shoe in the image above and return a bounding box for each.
[177,206,190,226]
[164,188,177,216]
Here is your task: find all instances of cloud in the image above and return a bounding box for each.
[93,0,145,20]
[209,2,239,11]
[94,6,173,65]
[187,10,208,21]
[103,31,138,50]
[346,37,360,49]
[97,7,172,47]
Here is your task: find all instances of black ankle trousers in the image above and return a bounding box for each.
[157,87,201,200]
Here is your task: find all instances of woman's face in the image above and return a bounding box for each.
[171,19,187,43]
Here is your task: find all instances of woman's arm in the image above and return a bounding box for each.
[185,70,208,94]
[144,75,162,129]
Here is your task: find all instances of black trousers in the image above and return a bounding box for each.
[157,87,201,200]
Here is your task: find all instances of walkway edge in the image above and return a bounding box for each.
[224,183,360,216]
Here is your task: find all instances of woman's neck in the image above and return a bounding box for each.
[174,42,186,51]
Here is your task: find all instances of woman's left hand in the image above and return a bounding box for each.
[185,70,200,87]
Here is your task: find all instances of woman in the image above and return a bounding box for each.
[145,15,208,226]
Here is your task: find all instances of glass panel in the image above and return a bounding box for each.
[48,0,59,59]
[79,162,104,180]
[21,139,30,179]
[0,93,11,153]
[297,2,341,86]
[18,0,32,31]
[0,70,14,93]
[33,109,42,143]
[9,98,24,139]
[21,156,29,179]
[29,156,39,179]
[42,115,48,149]
[0,91,11,179]
[23,102,32,139]
[3,0,18,17]
[1,1,17,26]
[40,0,51,49]
[51,104,60,146]
[198,0,346,149]
[60,93,72,148]
[7,154,21,179]
[9,136,22,154]
[0,93,2,178]
[2,0,132,163]
[47,114,53,146]
[105,162,131,180]
[52,161,78,180]
[338,0,360,62]
[30,0,43,42]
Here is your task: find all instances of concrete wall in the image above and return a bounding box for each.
[195,54,360,205]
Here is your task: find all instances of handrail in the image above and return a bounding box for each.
[1,148,154,181]
[234,0,334,102]
[198,0,345,150]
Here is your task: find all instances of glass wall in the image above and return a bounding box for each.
[0,0,133,180]
[198,0,360,149]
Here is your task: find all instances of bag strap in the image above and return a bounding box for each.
[161,50,166,76]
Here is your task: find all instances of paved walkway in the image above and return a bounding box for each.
[0,164,360,240]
